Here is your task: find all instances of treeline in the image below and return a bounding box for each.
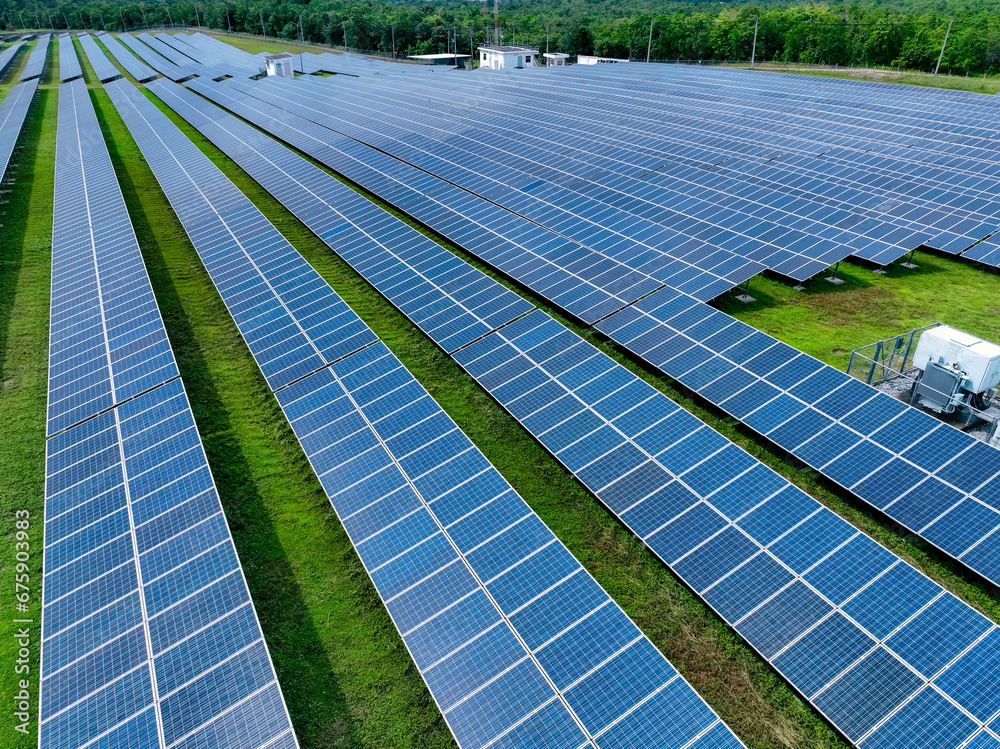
[3,0,1000,73]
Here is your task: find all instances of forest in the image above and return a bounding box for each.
[3,0,1000,75]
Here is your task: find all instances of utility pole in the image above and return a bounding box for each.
[165,4,173,28]
[260,9,265,37]
[141,8,148,28]
[470,27,474,64]
[391,26,396,58]
[750,17,759,69]
[63,12,70,30]
[299,14,304,74]
[546,23,549,54]
[120,10,127,31]
[493,0,499,48]
[646,17,653,63]
[195,5,200,27]
[225,7,231,33]
[934,17,953,76]
[100,13,106,30]
[342,21,347,51]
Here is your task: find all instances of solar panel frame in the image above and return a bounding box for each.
[454,308,1000,749]
[58,34,82,82]
[105,75,748,749]
[47,79,180,436]
[20,33,50,81]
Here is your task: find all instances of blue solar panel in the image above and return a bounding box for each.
[276,343,744,748]
[58,34,82,82]
[455,308,998,748]
[147,78,533,354]
[0,77,37,186]
[0,40,25,77]
[104,79,377,390]
[48,79,180,436]
[79,34,121,83]
[597,287,1000,590]
[105,76,742,749]
[96,32,157,82]
[20,34,50,81]
[40,379,298,749]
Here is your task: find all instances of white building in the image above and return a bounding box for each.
[543,52,569,67]
[264,52,293,77]
[477,45,537,70]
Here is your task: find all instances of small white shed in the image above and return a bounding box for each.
[264,52,293,77]
[478,45,537,70]
[543,52,570,67]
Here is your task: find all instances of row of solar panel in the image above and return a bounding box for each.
[205,74,1000,590]
[500,66,1000,265]
[245,73,1000,588]
[252,74,770,290]
[165,73,1000,749]
[594,288,1000,588]
[344,65,998,270]
[107,76,745,749]
[58,34,81,82]
[20,33,50,81]
[0,77,37,185]
[198,76,737,315]
[298,75,893,280]
[147,77,533,355]
[337,69,996,268]
[47,78,179,436]
[97,32,157,82]
[79,33,122,83]
[42,78,297,749]
[0,39,24,77]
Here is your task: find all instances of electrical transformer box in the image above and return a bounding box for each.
[913,325,1000,395]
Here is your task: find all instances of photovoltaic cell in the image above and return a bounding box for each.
[40,380,298,749]
[455,308,998,748]
[104,76,745,749]
[48,79,179,436]
[96,32,158,82]
[596,287,1000,591]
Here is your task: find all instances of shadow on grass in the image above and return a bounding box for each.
[0,88,45,384]
[94,92,357,748]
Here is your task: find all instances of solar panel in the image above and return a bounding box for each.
[40,379,298,749]
[58,34,82,82]
[79,33,121,83]
[276,343,745,749]
[104,79,378,390]
[595,287,1000,589]
[136,32,203,78]
[454,308,1000,748]
[147,78,533,353]
[115,33,188,81]
[104,75,751,749]
[96,32,157,82]
[244,75,752,297]
[20,33,50,81]
[0,40,25,77]
[0,78,38,186]
[194,77,680,320]
[48,79,179,436]
[42,79,298,749]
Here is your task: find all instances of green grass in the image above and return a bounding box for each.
[714,255,1000,372]
[0,86,53,749]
